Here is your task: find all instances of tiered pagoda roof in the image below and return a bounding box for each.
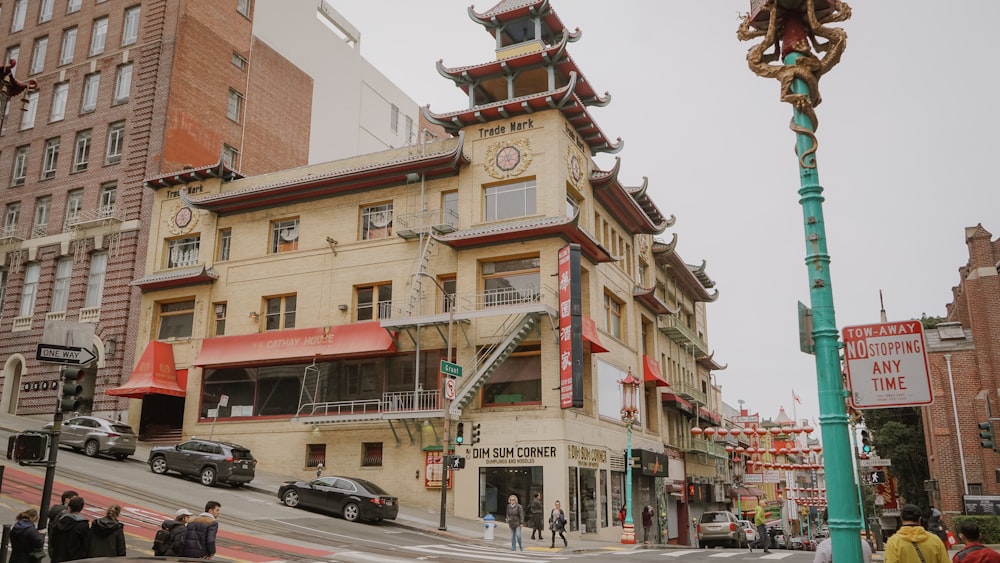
[590,158,675,235]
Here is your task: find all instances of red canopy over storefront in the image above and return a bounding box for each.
[107,341,186,398]
[193,323,397,367]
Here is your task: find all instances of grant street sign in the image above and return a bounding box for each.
[843,320,932,409]
[440,360,462,378]
[36,344,97,365]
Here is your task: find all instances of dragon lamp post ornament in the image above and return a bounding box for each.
[738,0,850,167]
[1,58,39,121]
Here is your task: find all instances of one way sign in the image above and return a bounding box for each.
[36,344,97,366]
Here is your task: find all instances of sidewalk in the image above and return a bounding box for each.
[0,412,654,554]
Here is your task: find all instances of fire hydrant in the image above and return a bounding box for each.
[483,513,497,540]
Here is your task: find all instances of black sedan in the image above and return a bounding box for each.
[278,476,399,523]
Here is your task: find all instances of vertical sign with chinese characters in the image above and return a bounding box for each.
[558,244,584,409]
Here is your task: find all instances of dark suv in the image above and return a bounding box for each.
[148,438,256,487]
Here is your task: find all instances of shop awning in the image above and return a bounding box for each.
[643,355,669,387]
[581,315,609,353]
[193,323,397,367]
[107,341,186,398]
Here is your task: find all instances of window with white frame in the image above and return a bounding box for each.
[39,0,55,23]
[604,292,623,339]
[166,235,200,268]
[59,27,77,65]
[4,203,21,233]
[73,130,91,172]
[356,283,391,321]
[52,257,73,311]
[360,203,392,240]
[11,0,27,33]
[5,47,20,70]
[42,138,60,179]
[270,218,298,253]
[442,191,458,227]
[19,263,40,317]
[231,52,246,70]
[50,83,68,121]
[30,37,48,74]
[213,302,227,336]
[84,252,107,308]
[65,188,83,224]
[264,294,296,331]
[67,0,82,14]
[20,91,38,130]
[216,228,231,261]
[11,147,29,186]
[226,89,243,122]
[482,256,540,307]
[390,104,399,132]
[236,0,250,17]
[484,179,537,221]
[32,196,50,237]
[113,63,132,103]
[105,121,124,164]
[121,6,140,46]
[222,144,238,168]
[157,299,194,340]
[98,183,116,217]
[90,17,108,56]
[81,73,100,112]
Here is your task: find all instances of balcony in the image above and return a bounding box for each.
[674,380,707,405]
[688,437,729,459]
[395,209,458,240]
[656,314,709,356]
[65,205,124,233]
[292,389,442,425]
[0,225,27,245]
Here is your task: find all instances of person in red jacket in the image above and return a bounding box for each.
[953,521,1000,563]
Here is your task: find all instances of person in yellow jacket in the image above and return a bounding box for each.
[885,505,951,563]
[755,504,771,553]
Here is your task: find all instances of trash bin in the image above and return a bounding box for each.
[483,514,497,541]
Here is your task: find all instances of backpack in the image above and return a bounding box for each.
[152,528,171,556]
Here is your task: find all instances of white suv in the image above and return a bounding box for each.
[697,511,746,548]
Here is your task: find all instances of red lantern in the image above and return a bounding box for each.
[691,427,704,436]
[704,427,717,437]
[717,428,729,436]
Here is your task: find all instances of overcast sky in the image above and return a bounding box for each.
[330,1,998,427]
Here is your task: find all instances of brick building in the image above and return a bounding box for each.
[923,224,1000,524]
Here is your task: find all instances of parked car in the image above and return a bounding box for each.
[770,530,787,549]
[789,536,813,550]
[697,511,745,548]
[42,416,136,460]
[278,476,399,523]
[148,438,256,487]
[739,520,760,546]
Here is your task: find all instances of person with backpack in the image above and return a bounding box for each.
[953,521,1000,563]
[88,504,126,557]
[154,508,193,556]
[885,504,950,563]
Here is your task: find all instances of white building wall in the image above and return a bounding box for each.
[252,0,421,163]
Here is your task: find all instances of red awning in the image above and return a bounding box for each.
[193,323,397,367]
[107,341,186,398]
[643,355,669,387]
[581,315,609,353]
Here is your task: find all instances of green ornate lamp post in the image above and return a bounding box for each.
[737,2,864,563]
[619,368,640,544]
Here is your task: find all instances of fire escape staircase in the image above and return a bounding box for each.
[448,312,540,418]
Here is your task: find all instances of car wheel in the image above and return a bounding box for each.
[343,502,360,522]
[282,489,300,508]
[200,467,217,486]
[150,456,169,475]
[84,440,101,457]
[115,454,129,461]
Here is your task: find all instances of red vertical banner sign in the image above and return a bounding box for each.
[559,244,584,409]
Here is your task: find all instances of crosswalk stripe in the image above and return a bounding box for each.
[708,552,742,557]
[662,550,703,557]
[403,543,568,561]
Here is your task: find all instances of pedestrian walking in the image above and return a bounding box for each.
[929,507,950,546]
[549,500,567,548]
[814,537,872,563]
[49,496,90,563]
[953,521,1000,563]
[47,490,78,557]
[642,505,655,544]
[182,501,221,559]
[529,493,545,540]
[505,494,524,552]
[884,504,950,563]
[155,508,193,556]
[9,509,45,563]
[755,504,771,554]
[88,504,126,557]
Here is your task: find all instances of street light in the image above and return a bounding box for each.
[619,367,640,544]
[737,3,861,563]
[417,271,455,531]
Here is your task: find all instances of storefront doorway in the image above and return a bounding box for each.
[479,466,543,521]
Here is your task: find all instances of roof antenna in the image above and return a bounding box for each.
[879,289,887,323]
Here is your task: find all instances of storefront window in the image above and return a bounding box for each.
[579,468,598,533]
[600,470,609,528]
[479,466,543,521]
[568,467,578,531]
[611,471,624,527]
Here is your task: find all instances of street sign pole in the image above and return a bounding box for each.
[37,375,63,529]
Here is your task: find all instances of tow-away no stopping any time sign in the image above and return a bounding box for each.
[842,320,932,409]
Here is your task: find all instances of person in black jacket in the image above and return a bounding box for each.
[182,501,221,559]
[10,509,45,563]
[46,490,78,558]
[88,504,126,557]
[157,508,193,556]
[49,496,90,563]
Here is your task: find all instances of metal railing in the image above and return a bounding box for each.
[295,389,442,420]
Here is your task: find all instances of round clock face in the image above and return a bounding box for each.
[570,155,583,182]
[174,206,193,228]
[496,146,521,172]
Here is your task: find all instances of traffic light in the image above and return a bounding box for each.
[870,470,887,485]
[11,432,47,463]
[60,366,84,413]
[860,429,872,454]
[455,422,465,444]
[979,421,995,449]
[470,423,481,445]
